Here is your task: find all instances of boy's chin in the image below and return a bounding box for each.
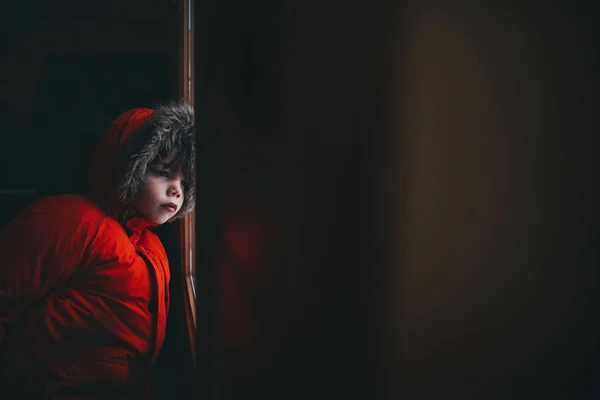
[156,218,170,225]
[147,214,170,225]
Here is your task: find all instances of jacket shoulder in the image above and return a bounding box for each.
[3,194,105,233]
[0,195,112,275]
[2,194,127,252]
[19,194,106,222]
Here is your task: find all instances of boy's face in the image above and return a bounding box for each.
[131,153,186,225]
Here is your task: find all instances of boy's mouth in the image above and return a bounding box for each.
[162,203,178,213]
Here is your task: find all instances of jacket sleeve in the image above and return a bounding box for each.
[0,200,98,343]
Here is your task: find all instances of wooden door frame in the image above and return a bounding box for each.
[178,0,197,369]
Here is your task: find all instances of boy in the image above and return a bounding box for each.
[0,101,195,398]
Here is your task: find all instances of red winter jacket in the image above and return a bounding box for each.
[0,106,194,398]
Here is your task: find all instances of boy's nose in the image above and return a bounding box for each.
[168,182,182,197]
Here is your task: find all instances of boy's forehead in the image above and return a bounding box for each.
[154,152,176,167]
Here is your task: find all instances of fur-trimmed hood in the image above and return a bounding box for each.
[88,102,195,223]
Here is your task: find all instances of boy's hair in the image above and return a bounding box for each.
[119,101,195,218]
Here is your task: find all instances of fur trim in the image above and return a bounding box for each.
[119,101,195,219]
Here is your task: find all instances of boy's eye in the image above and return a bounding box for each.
[155,170,170,178]
[181,181,188,189]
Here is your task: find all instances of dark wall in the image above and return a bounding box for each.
[381,1,600,398]
[195,0,600,399]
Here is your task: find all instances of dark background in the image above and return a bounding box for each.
[194,0,600,399]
